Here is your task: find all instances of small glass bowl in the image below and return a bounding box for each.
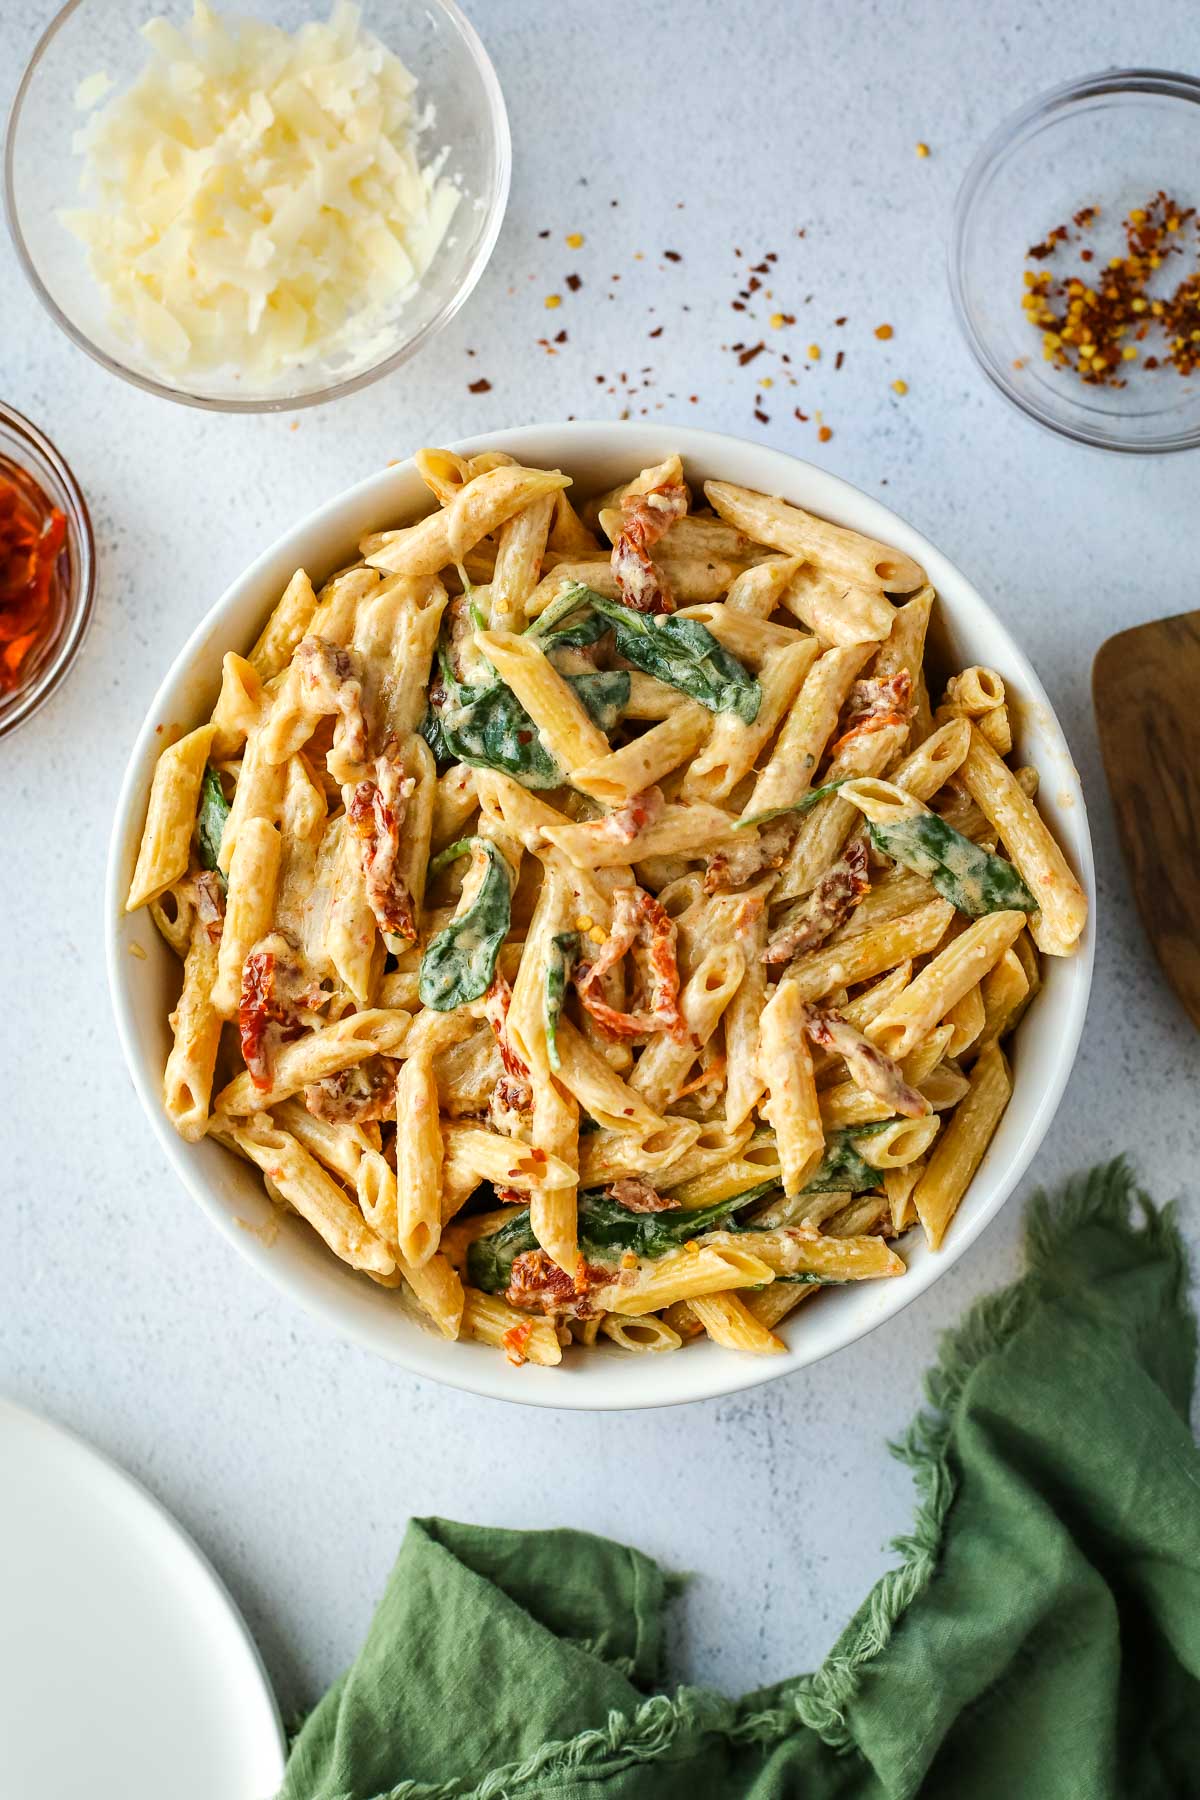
[4,0,510,413]
[951,69,1200,453]
[0,402,96,739]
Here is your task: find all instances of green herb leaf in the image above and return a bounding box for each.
[734,777,854,831]
[424,628,563,789]
[466,1176,784,1292]
[196,766,231,882]
[867,812,1036,916]
[544,931,579,1072]
[591,592,761,723]
[419,838,513,1011]
[566,670,630,732]
[531,584,761,723]
[802,1125,894,1194]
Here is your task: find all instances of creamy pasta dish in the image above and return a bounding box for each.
[126,448,1088,1366]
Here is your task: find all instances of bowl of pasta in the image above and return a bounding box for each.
[107,423,1094,1408]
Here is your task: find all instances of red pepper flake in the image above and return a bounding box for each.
[754,406,770,423]
[731,302,746,312]
[835,316,847,326]
[649,325,663,338]
[835,350,845,370]
[565,272,583,292]
[794,408,809,421]
[738,341,766,366]
[554,329,568,343]
[689,394,699,403]
[537,229,550,239]
[663,250,682,262]
[468,378,492,394]
[1023,191,1200,382]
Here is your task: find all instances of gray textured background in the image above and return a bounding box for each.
[2,0,1197,1727]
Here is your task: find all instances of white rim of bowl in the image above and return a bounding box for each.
[3,0,512,414]
[949,66,1200,455]
[105,422,1096,1409]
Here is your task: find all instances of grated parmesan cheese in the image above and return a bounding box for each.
[61,0,459,384]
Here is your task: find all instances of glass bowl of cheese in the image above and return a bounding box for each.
[5,0,510,410]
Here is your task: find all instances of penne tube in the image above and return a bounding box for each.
[689,1292,786,1354]
[758,979,824,1195]
[596,1244,775,1316]
[629,943,745,1112]
[209,652,267,760]
[913,1044,1011,1249]
[225,1118,394,1274]
[778,563,895,645]
[742,644,871,821]
[682,636,818,803]
[541,802,742,869]
[215,1008,412,1114]
[248,568,318,681]
[211,817,283,1016]
[600,1315,683,1353]
[440,1124,577,1193]
[867,910,1026,1059]
[461,1289,562,1365]
[704,480,927,594]
[475,628,612,774]
[576,1117,701,1187]
[784,899,954,1004]
[723,555,804,617]
[163,914,223,1141]
[489,492,556,629]
[272,1099,376,1185]
[573,706,710,806]
[126,723,217,910]
[364,465,570,577]
[957,726,1087,955]
[704,1227,905,1282]
[396,1047,444,1267]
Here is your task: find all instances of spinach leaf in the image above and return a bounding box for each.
[802,1124,894,1194]
[419,838,513,1011]
[466,1176,783,1292]
[734,777,854,831]
[544,931,579,1071]
[537,610,611,654]
[566,670,630,732]
[196,766,231,881]
[425,633,563,789]
[772,1272,850,1286]
[530,583,761,723]
[867,811,1035,917]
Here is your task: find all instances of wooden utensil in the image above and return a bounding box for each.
[1093,610,1200,1029]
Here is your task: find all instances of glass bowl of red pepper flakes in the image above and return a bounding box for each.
[0,401,95,736]
[951,70,1200,453]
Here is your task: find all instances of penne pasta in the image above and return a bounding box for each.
[133,445,1084,1372]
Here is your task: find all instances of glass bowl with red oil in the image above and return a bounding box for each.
[0,401,95,736]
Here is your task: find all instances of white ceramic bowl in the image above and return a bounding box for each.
[106,423,1095,1409]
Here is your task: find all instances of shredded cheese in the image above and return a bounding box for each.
[61,0,459,384]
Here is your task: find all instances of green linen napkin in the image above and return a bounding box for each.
[280,1161,1200,1800]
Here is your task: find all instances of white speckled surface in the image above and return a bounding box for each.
[3,0,1198,1727]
